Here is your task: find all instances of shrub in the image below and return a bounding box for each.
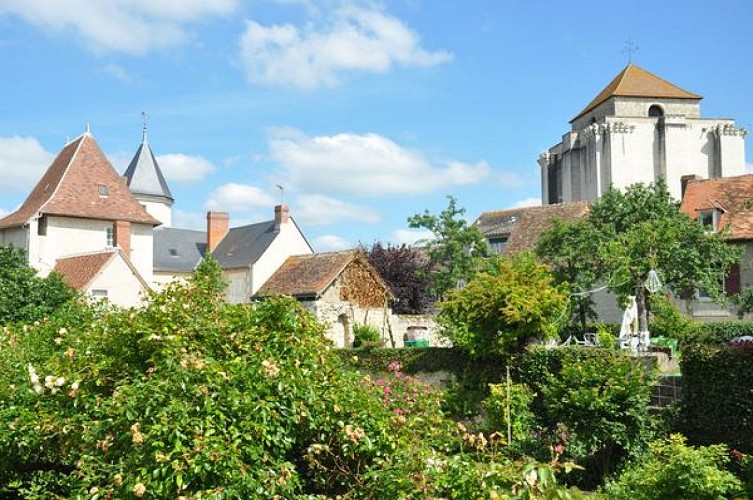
[438,252,569,357]
[483,382,536,448]
[602,434,741,499]
[515,348,656,487]
[352,323,383,348]
[679,343,753,452]
[648,293,697,339]
[678,321,753,345]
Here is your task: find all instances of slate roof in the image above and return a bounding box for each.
[211,221,278,269]
[0,133,160,229]
[474,202,590,254]
[53,248,148,291]
[680,174,753,241]
[256,250,362,299]
[572,64,702,122]
[123,134,173,202]
[153,227,207,272]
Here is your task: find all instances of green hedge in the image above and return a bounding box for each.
[334,347,506,377]
[679,343,753,453]
[678,321,753,345]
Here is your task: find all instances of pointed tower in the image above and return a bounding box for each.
[124,122,174,226]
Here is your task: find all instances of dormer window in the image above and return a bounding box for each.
[98,185,109,197]
[488,235,508,254]
[699,210,719,232]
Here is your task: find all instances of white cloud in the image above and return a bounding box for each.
[238,4,452,89]
[0,136,54,192]
[171,209,206,230]
[313,234,352,252]
[204,183,277,212]
[0,0,236,54]
[0,207,8,218]
[295,194,380,226]
[98,63,132,83]
[498,171,526,188]
[513,197,541,208]
[269,129,489,196]
[157,153,216,182]
[390,228,434,246]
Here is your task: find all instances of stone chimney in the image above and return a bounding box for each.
[113,221,131,258]
[274,205,289,231]
[680,174,702,200]
[207,211,229,252]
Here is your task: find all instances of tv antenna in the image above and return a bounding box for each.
[276,184,284,204]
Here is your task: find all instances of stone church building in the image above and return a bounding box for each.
[538,64,747,205]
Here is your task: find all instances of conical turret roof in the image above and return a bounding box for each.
[123,129,173,202]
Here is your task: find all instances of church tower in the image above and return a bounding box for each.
[539,64,747,204]
[124,122,174,226]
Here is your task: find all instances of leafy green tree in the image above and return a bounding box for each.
[438,252,569,356]
[537,181,741,333]
[191,253,228,299]
[0,245,77,325]
[407,196,488,299]
[536,219,601,331]
[590,180,740,333]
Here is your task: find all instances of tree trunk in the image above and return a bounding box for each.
[635,278,649,333]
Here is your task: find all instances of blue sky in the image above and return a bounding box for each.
[0,0,751,251]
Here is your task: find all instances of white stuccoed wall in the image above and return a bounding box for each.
[251,220,312,296]
[86,255,148,307]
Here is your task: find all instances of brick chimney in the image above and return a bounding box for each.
[207,211,229,252]
[274,205,289,231]
[680,174,702,200]
[113,220,131,258]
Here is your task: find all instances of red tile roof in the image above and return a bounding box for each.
[572,64,702,122]
[680,174,753,241]
[474,202,590,254]
[53,250,118,290]
[257,250,390,299]
[53,248,149,291]
[0,133,160,229]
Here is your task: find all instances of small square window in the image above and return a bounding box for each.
[106,226,114,247]
[169,248,179,258]
[98,185,109,197]
[90,289,108,300]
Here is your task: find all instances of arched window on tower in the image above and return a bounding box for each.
[648,105,664,117]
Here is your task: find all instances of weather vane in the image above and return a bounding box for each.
[276,184,284,204]
[622,38,639,64]
[141,111,148,142]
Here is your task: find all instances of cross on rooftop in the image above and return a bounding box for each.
[622,38,639,63]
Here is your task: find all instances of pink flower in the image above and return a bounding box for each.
[383,386,392,396]
[395,408,405,415]
[387,361,402,373]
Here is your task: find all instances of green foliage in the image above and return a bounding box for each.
[679,320,753,344]
[484,382,537,447]
[536,219,601,330]
[679,343,753,452]
[602,434,741,500]
[648,293,697,339]
[191,253,227,298]
[515,348,656,487]
[439,252,569,357]
[735,286,753,318]
[407,195,489,300]
[352,323,382,348]
[0,245,77,325]
[592,180,741,332]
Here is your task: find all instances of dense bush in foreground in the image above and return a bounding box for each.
[0,273,579,498]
